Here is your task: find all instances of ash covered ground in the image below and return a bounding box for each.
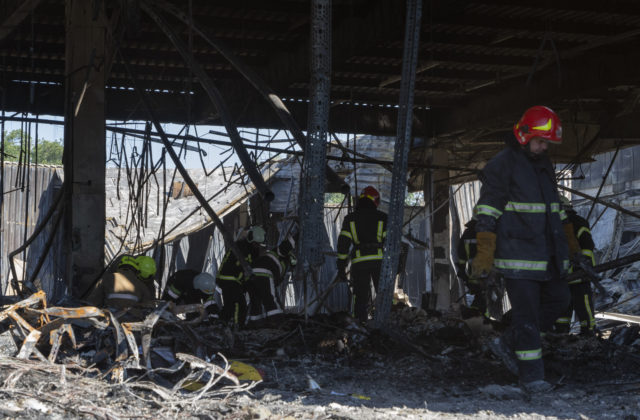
[0,303,639,419]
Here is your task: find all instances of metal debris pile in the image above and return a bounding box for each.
[0,290,258,411]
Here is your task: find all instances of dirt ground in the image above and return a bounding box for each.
[0,306,639,419]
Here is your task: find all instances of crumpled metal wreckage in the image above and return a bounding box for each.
[0,291,256,394]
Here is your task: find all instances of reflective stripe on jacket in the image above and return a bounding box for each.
[86,268,153,309]
[567,210,596,282]
[216,239,257,284]
[337,198,387,269]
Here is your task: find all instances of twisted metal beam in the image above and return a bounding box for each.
[152,0,348,194]
[141,2,273,202]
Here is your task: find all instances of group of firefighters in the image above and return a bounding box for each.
[85,104,599,394]
[86,224,298,327]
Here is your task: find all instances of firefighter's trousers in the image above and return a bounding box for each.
[351,259,381,322]
[246,275,283,322]
[219,280,248,326]
[504,273,570,383]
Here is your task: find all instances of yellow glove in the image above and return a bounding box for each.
[562,223,581,257]
[471,231,496,278]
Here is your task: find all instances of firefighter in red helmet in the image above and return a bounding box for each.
[336,185,387,323]
[472,106,578,394]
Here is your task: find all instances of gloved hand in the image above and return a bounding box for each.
[571,252,592,269]
[471,231,496,279]
[466,277,484,295]
[562,223,581,256]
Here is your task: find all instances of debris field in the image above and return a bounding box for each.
[0,291,639,419]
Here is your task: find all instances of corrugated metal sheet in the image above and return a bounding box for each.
[574,145,640,192]
[453,180,481,227]
[335,135,396,214]
[1,162,65,301]
[104,161,283,260]
[2,156,432,310]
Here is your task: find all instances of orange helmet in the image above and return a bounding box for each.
[360,186,380,207]
[513,106,562,146]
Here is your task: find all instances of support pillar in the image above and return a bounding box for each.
[426,148,451,310]
[64,0,106,296]
[296,0,331,315]
[373,0,422,327]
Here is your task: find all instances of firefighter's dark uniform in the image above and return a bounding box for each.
[246,235,296,322]
[86,267,153,309]
[456,218,487,315]
[555,210,596,334]
[476,143,571,384]
[337,197,387,322]
[216,239,259,325]
[163,269,220,317]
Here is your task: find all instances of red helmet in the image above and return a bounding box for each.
[360,186,380,207]
[513,106,562,146]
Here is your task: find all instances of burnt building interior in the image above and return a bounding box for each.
[1,0,640,416]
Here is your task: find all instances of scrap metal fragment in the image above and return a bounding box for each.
[32,306,106,319]
[48,324,77,363]
[17,329,46,362]
[107,311,129,362]
[8,311,37,335]
[596,312,640,324]
[121,323,140,368]
[48,327,63,363]
[176,352,240,386]
[0,291,46,324]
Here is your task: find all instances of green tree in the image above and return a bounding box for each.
[2,129,23,161]
[2,130,63,164]
[34,139,64,164]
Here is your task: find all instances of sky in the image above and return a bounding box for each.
[1,113,302,170]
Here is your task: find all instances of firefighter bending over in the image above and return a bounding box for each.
[246,231,297,325]
[217,225,265,326]
[86,255,156,309]
[163,270,220,318]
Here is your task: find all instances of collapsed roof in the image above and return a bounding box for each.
[3,0,640,177]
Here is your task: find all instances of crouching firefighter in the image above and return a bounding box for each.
[163,270,221,319]
[336,186,388,323]
[246,232,297,324]
[85,255,156,309]
[217,225,265,326]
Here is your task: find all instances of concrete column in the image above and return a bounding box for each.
[64,0,106,296]
[425,148,451,310]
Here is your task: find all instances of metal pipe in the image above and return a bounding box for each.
[141,3,274,202]
[586,143,620,220]
[27,199,64,286]
[565,251,640,281]
[558,185,640,221]
[117,47,253,278]
[374,0,422,328]
[8,186,64,296]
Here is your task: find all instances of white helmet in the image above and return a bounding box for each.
[193,272,216,295]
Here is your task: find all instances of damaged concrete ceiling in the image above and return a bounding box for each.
[2,0,640,179]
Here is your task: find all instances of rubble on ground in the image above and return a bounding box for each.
[0,291,639,419]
